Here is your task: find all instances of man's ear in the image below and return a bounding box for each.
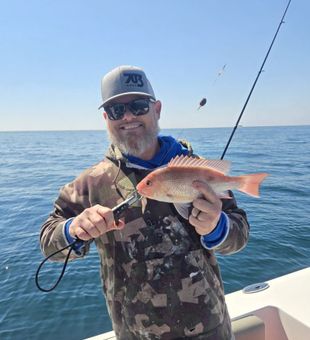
[103,111,108,120]
[154,100,161,119]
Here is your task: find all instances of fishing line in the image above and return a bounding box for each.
[221,0,292,160]
[196,64,227,111]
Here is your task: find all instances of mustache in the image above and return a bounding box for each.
[108,122,160,157]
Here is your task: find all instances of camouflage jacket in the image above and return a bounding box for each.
[40,144,250,340]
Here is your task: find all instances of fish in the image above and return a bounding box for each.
[136,155,268,203]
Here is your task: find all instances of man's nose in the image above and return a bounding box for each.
[122,109,135,121]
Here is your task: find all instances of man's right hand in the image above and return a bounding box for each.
[69,204,125,241]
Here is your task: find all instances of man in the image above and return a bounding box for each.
[40,65,249,339]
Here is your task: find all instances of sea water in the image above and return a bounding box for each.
[0,126,309,340]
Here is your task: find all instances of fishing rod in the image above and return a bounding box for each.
[221,0,292,160]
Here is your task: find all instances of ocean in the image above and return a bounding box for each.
[0,126,309,340]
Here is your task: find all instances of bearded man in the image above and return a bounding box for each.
[40,65,249,339]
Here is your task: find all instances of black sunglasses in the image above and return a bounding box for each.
[104,98,155,121]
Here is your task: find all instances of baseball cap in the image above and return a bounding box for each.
[98,65,156,109]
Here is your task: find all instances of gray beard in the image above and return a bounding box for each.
[108,122,160,158]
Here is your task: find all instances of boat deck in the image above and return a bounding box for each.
[85,267,310,340]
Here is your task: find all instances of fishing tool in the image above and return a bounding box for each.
[197,64,227,111]
[221,0,292,160]
[35,191,141,292]
[197,98,207,110]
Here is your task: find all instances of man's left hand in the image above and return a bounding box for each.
[189,181,222,236]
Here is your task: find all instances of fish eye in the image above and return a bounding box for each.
[146,180,152,186]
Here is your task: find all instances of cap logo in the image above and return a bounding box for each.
[123,73,144,87]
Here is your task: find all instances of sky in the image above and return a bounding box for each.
[0,0,309,131]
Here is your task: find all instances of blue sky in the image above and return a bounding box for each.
[0,0,309,131]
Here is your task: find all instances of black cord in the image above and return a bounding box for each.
[35,192,136,293]
[35,240,80,292]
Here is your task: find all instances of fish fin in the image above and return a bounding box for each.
[141,196,148,213]
[168,155,231,175]
[238,173,268,197]
[174,203,191,219]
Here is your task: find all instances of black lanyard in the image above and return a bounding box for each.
[35,192,140,292]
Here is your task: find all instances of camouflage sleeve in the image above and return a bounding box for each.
[213,191,250,255]
[40,176,92,262]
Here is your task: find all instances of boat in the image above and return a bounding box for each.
[84,267,310,340]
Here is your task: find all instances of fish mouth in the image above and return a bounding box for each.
[136,183,150,198]
[136,183,144,195]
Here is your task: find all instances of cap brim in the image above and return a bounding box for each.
[98,92,155,110]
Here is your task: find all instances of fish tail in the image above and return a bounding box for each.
[238,173,268,197]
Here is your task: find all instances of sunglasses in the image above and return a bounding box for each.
[104,98,155,121]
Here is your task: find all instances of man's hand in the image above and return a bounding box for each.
[189,181,222,236]
[69,204,125,241]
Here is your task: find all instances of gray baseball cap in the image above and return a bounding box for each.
[98,65,156,109]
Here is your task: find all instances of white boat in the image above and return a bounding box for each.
[85,267,310,340]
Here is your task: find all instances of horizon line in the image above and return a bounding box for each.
[0,123,309,133]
